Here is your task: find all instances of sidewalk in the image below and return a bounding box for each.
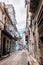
[0,52,17,61]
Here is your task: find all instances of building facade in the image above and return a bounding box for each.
[0,2,18,57]
[25,0,43,65]
[5,4,19,52]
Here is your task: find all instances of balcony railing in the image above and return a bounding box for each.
[4,24,19,38]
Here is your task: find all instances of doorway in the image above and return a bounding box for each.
[3,37,6,55]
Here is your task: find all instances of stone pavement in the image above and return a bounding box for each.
[19,50,28,65]
[0,50,40,65]
[0,51,21,65]
[0,50,28,65]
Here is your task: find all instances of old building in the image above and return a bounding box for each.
[5,4,19,52]
[0,2,12,57]
[25,0,43,65]
[0,2,18,57]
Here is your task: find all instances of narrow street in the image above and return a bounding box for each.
[0,0,43,65]
[0,50,39,65]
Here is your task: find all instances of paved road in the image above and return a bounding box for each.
[0,50,28,65]
[0,50,39,65]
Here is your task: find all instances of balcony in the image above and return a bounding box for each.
[4,24,14,37]
[4,24,19,40]
[35,0,43,21]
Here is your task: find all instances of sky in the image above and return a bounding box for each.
[0,0,26,35]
